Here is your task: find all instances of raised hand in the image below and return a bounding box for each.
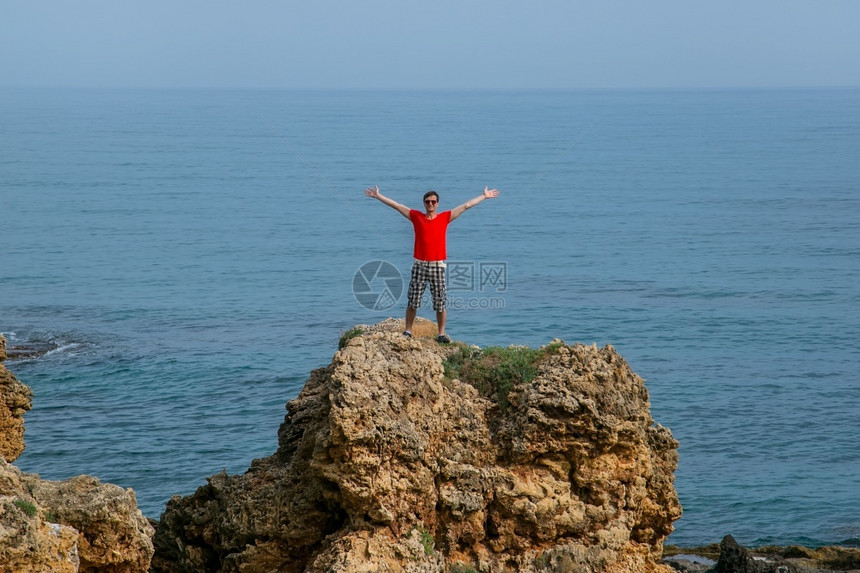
[365,185,380,198]
[483,186,500,198]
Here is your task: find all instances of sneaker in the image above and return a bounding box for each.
[436,334,451,344]
[403,331,412,338]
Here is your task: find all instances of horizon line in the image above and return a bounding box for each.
[2,83,859,92]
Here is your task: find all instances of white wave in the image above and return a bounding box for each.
[44,342,83,357]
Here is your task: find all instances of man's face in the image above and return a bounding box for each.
[424,195,438,214]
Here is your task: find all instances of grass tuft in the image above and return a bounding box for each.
[408,526,435,556]
[338,327,364,349]
[14,499,38,518]
[442,341,564,408]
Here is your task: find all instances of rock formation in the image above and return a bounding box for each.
[664,535,860,573]
[0,333,155,572]
[1,458,155,573]
[153,321,682,572]
[0,458,81,572]
[0,357,31,463]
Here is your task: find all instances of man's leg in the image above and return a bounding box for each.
[428,266,448,338]
[436,309,447,336]
[405,306,417,333]
[405,262,426,335]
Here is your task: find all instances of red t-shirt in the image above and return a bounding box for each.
[409,209,452,261]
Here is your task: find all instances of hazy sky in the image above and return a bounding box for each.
[3,0,859,89]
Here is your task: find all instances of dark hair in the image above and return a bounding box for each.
[423,190,439,202]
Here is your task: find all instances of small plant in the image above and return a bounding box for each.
[442,341,565,409]
[338,327,364,349]
[458,346,537,407]
[419,528,435,555]
[540,340,564,356]
[441,342,474,379]
[14,499,38,518]
[408,526,435,556]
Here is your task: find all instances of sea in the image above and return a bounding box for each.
[2,87,858,548]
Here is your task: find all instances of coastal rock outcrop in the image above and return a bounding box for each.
[153,323,681,572]
[2,458,156,573]
[664,534,860,573]
[0,333,155,572]
[1,334,32,463]
[0,448,155,573]
[0,458,80,572]
[27,473,156,572]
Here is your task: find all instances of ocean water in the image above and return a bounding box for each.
[2,87,858,548]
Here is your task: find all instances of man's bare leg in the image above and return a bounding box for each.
[436,310,447,336]
[405,306,417,334]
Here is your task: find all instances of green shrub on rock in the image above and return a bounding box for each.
[13,498,38,518]
[442,341,564,408]
[338,327,364,349]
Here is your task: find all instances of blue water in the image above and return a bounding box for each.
[2,87,859,548]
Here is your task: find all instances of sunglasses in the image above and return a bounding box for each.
[424,199,437,205]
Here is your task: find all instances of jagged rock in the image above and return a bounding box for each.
[701,535,860,573]
[710,535,805,573]
[28,474,156,572]
[0,362,32,463]
[1,333,34,464]
[4,340,60,361]
[0,351,154,572]
[153,326,682,572]
[0,458,155,573]
[355,316,439,338]
[0,459,80,572]
[711,535,769,573]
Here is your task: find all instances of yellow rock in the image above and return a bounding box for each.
[154,321,681,572]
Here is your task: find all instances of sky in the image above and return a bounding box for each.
[2,0,859,90]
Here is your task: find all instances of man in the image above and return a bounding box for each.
[365,185,500,343]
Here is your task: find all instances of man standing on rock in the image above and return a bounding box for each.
[365,185,500,343]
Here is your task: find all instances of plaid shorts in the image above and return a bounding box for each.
[407,261,447,311]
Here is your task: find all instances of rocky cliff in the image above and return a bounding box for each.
[1,335,31,463]
[0,333,155,572]
[153,321,682,572]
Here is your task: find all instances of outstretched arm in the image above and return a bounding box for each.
[449,186,500,221]
[365,185,411,219]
